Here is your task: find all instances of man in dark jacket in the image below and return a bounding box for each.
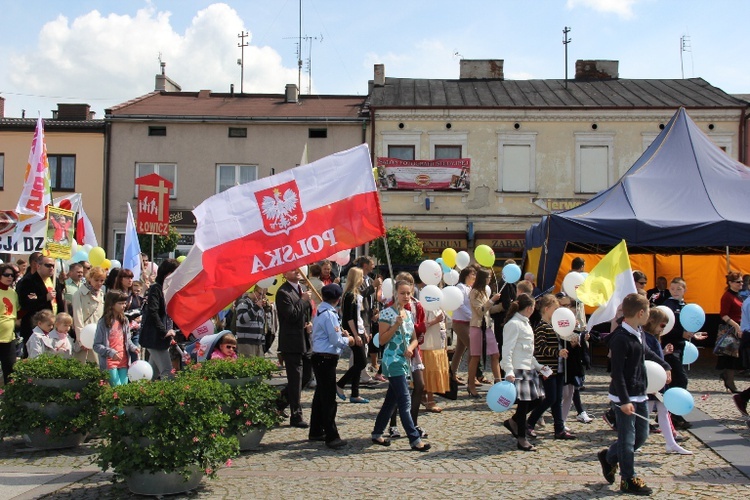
[17,256,60,357]
[276,269,313,428]
[598,293,671,496]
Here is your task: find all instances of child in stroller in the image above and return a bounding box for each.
[186,331,238,362]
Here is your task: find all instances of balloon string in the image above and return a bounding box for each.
[613,404,651,423]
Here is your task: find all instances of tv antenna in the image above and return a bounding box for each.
[680,34,693,79]
[238,31,249,93]
[563,26,572,88]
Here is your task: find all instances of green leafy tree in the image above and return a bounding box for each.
[369,226,423,265]
[138,226,180,256]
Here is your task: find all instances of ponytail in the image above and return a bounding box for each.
[504,293,535,323]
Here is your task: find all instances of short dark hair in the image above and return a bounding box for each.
[155,259,179,285]
[571,257,585,270]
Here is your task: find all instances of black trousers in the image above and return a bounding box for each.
[310,353,340,442]
[280,352,312,423]
[664,351,688,389]
[337,338,367,398]
[0,341,16,384]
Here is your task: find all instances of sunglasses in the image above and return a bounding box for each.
[221,345,237,351]
[1,273,15,278]
[42,263,55,268]
[731,280,743,284]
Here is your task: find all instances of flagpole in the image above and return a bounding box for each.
[382,236,394,298]
[297,268,324,303]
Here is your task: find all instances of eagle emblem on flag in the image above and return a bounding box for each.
[255,180,306,235]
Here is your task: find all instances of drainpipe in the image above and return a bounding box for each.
[103,120,112,252]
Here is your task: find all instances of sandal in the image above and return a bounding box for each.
[477,376,491,384]
[426,402,443,413]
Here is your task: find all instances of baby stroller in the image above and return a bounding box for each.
[185,330,233,363]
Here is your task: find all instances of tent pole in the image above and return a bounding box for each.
[726,246,731,274]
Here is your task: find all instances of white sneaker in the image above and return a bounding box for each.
[388,426,401,438]
[576,411,593,424]
[306,379,317,389]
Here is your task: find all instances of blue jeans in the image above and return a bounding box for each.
[372,374,421,446]
[527,373,564,433]
[606,400,649,480]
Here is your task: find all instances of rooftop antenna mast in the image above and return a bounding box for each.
[298,0,302,91]
[563,26,572,88]
[680,34,692,79]
[238,31,249,93]
[303,34,322,94]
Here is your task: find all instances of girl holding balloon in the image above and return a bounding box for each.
[467,268,503,397]
[93,291,140,387]
[642,307,692,455]
[71,266,106,364]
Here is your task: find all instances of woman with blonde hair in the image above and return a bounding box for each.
[336,267,370,403]
[72,266,107,364]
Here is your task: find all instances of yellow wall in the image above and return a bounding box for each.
[0,129,105,249]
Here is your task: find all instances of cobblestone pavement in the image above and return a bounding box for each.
[2,360,748,499]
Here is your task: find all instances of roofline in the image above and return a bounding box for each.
[370,105,748,112]
[105,115,368,124]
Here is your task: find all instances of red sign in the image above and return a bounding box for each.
[135,173,173,235]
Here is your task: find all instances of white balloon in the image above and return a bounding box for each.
[455,251,471,270]
[83,244,93,253]
[645,360,667,394]
[655,305,675,335]
[110,259,122,269]
[128,360,154,382]
[551,307,577,340]
[443,269,459,286]
[419,285,444,311]
[485,285,492,297]
[70,240,78,254]
[562,272,586,300]
[333,249,351,266]
[257,275,277,288]
[440,285,464,311]
[79,323,97,349]
[418,260,443,286]
[381,278,394,299]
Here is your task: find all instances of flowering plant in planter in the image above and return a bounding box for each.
[96,371,239,481]
[0,355,107,439]
[188,356,279,381]
[228,381,284,435]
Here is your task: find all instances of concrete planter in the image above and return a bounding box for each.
[23,430,87,450]
[237,426,266,451]
[125,466,204,496]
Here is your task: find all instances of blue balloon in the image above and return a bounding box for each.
[663,387,694,416]
[435,258,450,273]
[682,341,699,365]
[679,303,705,332]
[372,333,380,348]
[502,263,522,284]
[486,381,516,412]
[71,250,88,263]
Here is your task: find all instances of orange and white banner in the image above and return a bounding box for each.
[15,115,52,217]
[165,144,385,333]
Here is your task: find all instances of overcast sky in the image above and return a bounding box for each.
[1,0,748,118]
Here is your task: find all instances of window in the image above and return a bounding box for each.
[388,145,415,160]
[216,164,257,193]
[498,133,537,192]
[48,155,76,191]
[148,126,167,136]
[0,154,4,190]
[135,163,177,198]
[434,145,462,159]
[308,128,327,138]
[228,127,247,138]
[575,133,614,194]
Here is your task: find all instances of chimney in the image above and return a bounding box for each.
[285,84,299,103]
[374,64,385,87]
[0,96,4,118]
[575,60,619,80]
[154,62,182,92]
[459,59,504,80]
[56,103,91,121]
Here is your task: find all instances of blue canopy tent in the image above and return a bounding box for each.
[526,107,750,292]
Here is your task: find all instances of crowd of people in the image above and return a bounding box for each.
[2,250,750,496]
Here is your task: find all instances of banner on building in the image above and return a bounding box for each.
[136,173,172,235]
[376,157,470,191]
[45,206,76,259]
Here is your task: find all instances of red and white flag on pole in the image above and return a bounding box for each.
[16,115,52,217]
[165,144,385,333]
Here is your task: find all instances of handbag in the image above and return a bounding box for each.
[713,324,740,358]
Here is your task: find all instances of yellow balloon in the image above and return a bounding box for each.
[176,255,186,263]
[474,244,495,268]
[265,274,285,303]
[442,248,457,268]
[101,258,112,270]
[88,246,106,266]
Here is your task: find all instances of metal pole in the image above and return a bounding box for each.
[382,235,394,299]
[151,234,154,264]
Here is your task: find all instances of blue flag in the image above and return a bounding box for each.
[124,203,142,281]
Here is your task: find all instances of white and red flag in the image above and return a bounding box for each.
[15,115,52,217]
[164,144,385,333]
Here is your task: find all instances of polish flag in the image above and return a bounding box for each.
[165,144,385,333]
